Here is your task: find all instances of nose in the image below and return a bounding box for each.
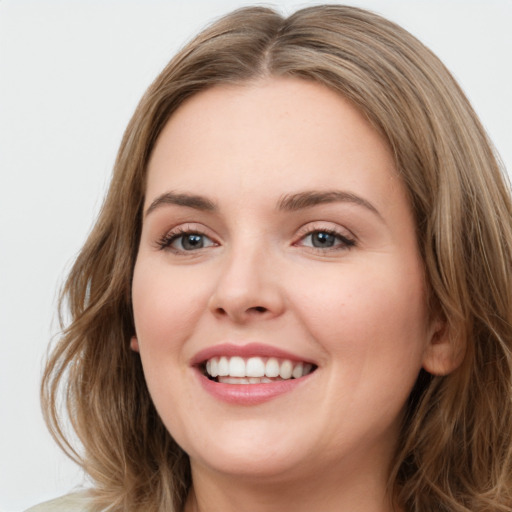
[208,244,285,324]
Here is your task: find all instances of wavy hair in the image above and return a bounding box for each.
[42,5,512,511]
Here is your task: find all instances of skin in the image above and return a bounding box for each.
[131,78,457,512]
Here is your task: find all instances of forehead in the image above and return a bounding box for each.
[145,77,402,215]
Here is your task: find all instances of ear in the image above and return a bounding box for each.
[130,336,140,353]
[422,317,465,376]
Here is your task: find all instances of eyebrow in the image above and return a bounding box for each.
[277,190,382,218]
[144,189,382,220]
[145,192,217,217]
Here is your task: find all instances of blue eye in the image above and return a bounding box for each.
[300,230,355,250]
[309,231,337,248]
[158,230,216,252]
[176,233,208,250]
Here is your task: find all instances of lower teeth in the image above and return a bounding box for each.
[217,376,285,384]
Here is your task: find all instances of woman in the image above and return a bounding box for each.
[31,5,512,512]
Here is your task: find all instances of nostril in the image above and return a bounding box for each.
[252,306,267,313]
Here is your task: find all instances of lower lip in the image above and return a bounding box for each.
[196,371,311,405]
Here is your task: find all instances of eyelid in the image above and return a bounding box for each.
[293,222,357,251]
[155,223,219,253]
[295,221,355,239]
[152,221,356,254]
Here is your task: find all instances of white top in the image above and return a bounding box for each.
[25,493,91,512]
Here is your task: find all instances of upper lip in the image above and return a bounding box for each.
[190,342,317,366]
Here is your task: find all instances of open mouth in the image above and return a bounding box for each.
[201,356,317,384]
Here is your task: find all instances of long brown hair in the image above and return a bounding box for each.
[42,5,512,511]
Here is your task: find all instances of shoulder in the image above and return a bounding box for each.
[24,492,92,512]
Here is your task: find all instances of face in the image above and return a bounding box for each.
[132,78,442,486]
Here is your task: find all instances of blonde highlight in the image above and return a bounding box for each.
[42,5,512,511]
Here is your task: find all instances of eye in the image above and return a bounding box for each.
[174,233,214,251]
[157,228,217,253]
[297,228,355,251]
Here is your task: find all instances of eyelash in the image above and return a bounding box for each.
[294,226,356,253]
[156,225,356,254]
[156,226,215,253]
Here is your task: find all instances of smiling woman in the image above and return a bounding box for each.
[131,79,445,501]
[31,4,512,512]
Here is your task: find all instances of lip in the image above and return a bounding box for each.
[196,373,312,405]
[191,343,317,405]
[190,342,316,366]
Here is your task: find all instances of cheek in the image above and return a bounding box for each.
[131,259,210,353]
[290,258,429,373]
[252,257,430,453]
[131,260,211,434]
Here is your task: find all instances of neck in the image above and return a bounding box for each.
[184,460,398,512]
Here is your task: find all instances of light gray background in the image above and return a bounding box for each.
[1,1,511,510]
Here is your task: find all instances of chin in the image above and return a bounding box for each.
[180,422,311,480]
[193,450,308,482]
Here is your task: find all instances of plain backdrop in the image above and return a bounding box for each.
[1,1,511,510]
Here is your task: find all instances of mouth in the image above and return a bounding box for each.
[192,344,318,404]
[201,356,317,384]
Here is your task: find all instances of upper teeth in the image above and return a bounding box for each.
[205,356,313,380]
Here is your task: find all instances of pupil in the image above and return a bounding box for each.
[183,234,203,250]
[313,232,335,248]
